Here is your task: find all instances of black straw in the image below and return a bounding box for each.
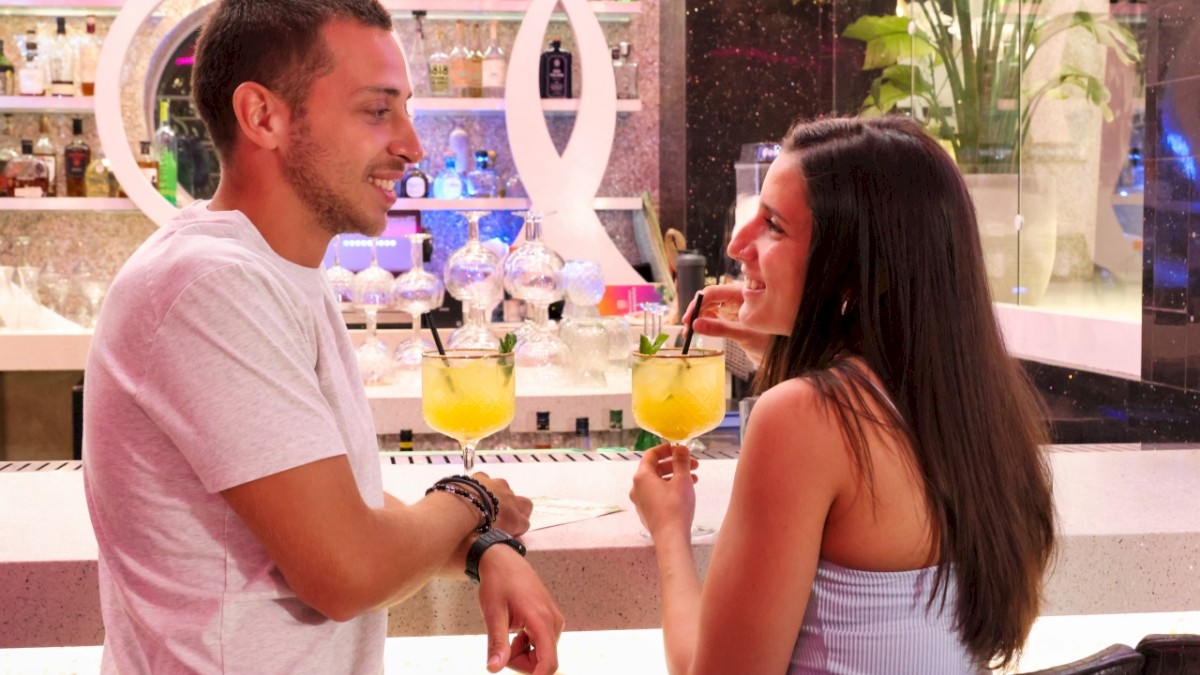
[423,313,446,356]
[680,292,704,355]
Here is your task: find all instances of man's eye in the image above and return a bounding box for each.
[370,108,391,119]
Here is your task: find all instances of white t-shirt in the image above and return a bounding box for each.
[83,201,385,674]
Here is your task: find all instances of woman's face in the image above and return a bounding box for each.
[727,152,813,336]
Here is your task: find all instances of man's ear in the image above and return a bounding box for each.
[230,82,290,151]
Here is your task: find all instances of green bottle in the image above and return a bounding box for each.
[633,428,663,452]
[153,99,178,205]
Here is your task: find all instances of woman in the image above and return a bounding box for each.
[630,116,1055,674]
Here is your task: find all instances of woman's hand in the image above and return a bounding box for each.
[684,283,769,368]
[630,443,700,541]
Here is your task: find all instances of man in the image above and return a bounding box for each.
[82,1,563,673]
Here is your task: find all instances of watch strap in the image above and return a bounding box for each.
[465,529,526,583]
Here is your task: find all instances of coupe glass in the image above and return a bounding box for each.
[444,211,501,349]
[392,233,444,371]
[422,349,516,470]
[352,238,395,386]
[325,234,355,311]
[631,347,726,539]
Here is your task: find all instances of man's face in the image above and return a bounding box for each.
[282,19,422,237]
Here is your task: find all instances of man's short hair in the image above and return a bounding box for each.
[192,0,392,160]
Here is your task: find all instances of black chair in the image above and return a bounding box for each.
[1019,644,1144,675]
[1136,634,1200,675]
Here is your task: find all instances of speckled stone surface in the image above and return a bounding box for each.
[4,447,1200,647]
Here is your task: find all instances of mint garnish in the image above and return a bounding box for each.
[500,332,517,354]
[639,333,669,355]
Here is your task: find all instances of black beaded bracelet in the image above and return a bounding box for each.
[426,475,500,533]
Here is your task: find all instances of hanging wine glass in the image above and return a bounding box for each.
[325,234,355,311]
[444,211,501,350]
[351,238,395,386]
[391,232,444,372]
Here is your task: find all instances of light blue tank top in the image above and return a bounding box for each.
[789,560,984,674]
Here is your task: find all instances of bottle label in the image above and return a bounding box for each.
[65,149,90,178]
[404,175,428,198]
[442,175,462,199]
[429,64,450,94]
[18,68,44,96]
[449,57,470,88]
[482,61,506,89]
[14,185,43,198]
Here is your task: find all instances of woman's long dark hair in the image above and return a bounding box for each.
[754,116,1055,669]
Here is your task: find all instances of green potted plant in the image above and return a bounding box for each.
[839,0,1141,173]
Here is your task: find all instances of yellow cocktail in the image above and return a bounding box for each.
[631,348,726,443]
[422,350,515,470]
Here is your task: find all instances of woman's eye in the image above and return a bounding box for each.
[765,217,783,233]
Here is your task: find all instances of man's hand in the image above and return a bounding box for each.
[683,282,770,367]
[471,472,532,536]
[477,547,564,675]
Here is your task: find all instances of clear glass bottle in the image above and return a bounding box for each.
[0,40,15,96]
[77,15,100,96]
[467,150,498,198]
[481,20,506,98]
[400,162,428,198]
[448,20,470,98]
[17,30,45,97]
[408,11,429,96]
[466,23,484,98]
[616,41,638,99]
[63,117,90,197]
[10,140,50,198]
[539,37,572,99]
[33,116,57,197]
[47,17,74,97]
[432,155,463,199]
[427,29,451,97]
[153,100,178,204]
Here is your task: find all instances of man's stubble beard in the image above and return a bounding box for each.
[282,119,385,238]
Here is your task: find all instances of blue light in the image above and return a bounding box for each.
[1163,131,1198,181]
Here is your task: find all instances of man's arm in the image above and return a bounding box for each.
[223,454,482,620]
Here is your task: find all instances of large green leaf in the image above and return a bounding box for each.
[844,15,939,69]
[1032,11,1142,65]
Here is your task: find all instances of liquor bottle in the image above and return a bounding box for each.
[539,38,572,99]
[153,100,178,204]
[0,41,15,96]
[633,429,663,452]
[399,429,414,452]
[137,140,158,190]
[400,162,428,198]
[432,155,463,199]
[77,15,100,96]
[481,21,506,98]
[504,173,526,199]
[47,17,74,97]
[17,30,45,97]
[533,411,552,449]
[427,29,451,97]
[466,150,498,198]
[448,20,470,98]
[10,140,50,198]
[0,115,18,197]
[616,42,638,99]
[63,117,91,197]
[596,409,628,450]
[33,116,57,197]
[448,120,472,176]
[466,23,484,98]
[573,417,591,451]
[84,148,116,197]
[408,11,429,96]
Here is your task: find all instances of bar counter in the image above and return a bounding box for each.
[3,445,1200,649]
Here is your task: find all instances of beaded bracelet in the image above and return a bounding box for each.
[426,476,499,533]
[441,475,500,524]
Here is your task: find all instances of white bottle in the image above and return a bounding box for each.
[433,156,464,199]
[17,30,45,97]
[77,15,100,96]
[47,17,74,97]
[447,121,472,176]
[481,21,506,98]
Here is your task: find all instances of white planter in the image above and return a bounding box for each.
[965,173,1058,306]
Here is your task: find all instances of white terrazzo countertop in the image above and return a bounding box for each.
[3,447,1200,648]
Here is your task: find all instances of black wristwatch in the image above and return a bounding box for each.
[465,529,526,583]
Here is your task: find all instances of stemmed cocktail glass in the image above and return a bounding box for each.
[392,233,444,372]
[631,347,725,539]
[352,238,395,385]
[421,349,515,471]
[444,211,501,350]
